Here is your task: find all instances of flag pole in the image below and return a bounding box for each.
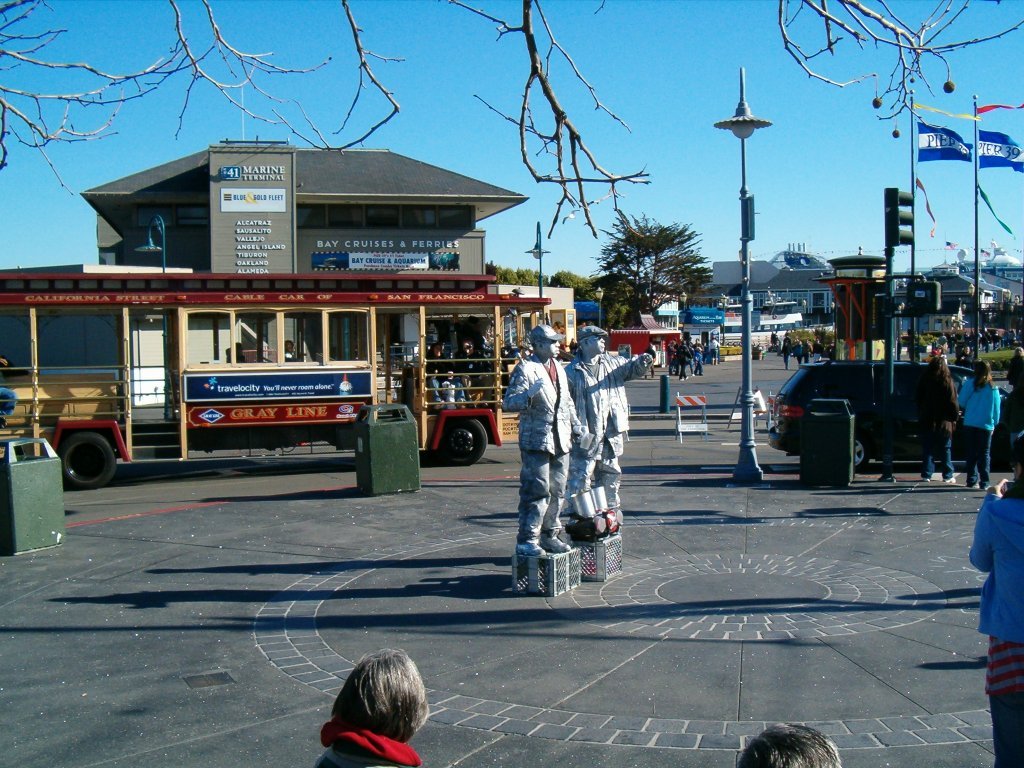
[910,91,917,278]
[974,95,982,343]
[909,93,918,361]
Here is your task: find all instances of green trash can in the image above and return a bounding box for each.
[800,398,855,487]
[0,438,65,555]
[354,404,421,495]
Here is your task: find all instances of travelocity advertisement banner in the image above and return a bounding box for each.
[183,371,372,402]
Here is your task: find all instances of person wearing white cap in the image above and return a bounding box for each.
[502,324,586,556]
[565,325,652,510]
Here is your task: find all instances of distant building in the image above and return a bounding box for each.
[81,141,526,275]
[707,243,835,326]
[767,243,832,272]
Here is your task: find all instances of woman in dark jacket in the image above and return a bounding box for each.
[1008,347,1024,389]
[915,355,960,483]
[675,343,691,381]
[1003,374,1024,441]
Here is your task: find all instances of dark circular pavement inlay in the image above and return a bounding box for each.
[254,533,990,752]
[657,573,830,617]
[552,552,946,641]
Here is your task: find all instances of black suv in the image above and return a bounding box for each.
[768,360,1008,471]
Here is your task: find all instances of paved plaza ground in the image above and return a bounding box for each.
[0,352,1003,767]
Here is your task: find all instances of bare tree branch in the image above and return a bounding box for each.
[450,0,649,238]
[779,0,1024,118]
[0,0,331,179]
[2,0,1020,236]
[335,0,401,148]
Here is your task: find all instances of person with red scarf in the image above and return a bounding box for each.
[316,649,428,768]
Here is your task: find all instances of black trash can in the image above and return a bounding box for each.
[353,404,421,495]
[800,399,854,487]
[0,438,65,555]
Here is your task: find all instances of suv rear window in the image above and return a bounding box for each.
[778,367,810,398]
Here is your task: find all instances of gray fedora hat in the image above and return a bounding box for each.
[529,324,564,343]
[577,325,609,342]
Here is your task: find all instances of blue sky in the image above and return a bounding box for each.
[3,0,1023,278]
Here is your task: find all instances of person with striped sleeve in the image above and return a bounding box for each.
[971,434,1024,767]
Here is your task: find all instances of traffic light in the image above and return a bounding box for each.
[905,280,941,315]
[884,187,914,249]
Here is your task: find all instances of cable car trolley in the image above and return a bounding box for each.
[0,270,545,489]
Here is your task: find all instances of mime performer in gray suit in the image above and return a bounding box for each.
[502,324,586,557]
[565,325,652,509]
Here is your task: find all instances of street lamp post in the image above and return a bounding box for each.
[968,282,977,346]
[526,221,549,301]
[136,215,167,272]
[715,68,771,484]
[594,287,605,330]
[135,215,170,420]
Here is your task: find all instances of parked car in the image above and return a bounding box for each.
[768,360,1010,472]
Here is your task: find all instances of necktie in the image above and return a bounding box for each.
[546,359,558,385]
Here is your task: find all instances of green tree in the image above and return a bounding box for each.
[490,264,541,287]
[597,213,711,326]
[549,270,599,300]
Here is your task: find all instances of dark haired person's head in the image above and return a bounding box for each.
[331,649,428,743]
[1011,434,1024,472]
[973,359,992,389]
[738,723,842,768]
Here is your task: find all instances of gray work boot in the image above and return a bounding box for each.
[539,532,571,554]
[515,541,544,557]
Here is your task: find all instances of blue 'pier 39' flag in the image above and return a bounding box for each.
[979,130,1023,173]
[918,122,972,162]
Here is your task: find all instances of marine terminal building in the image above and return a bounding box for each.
[82,141,527,275]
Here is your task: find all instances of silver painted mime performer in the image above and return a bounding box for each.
[565,325,653,509]
[502,324,587,557]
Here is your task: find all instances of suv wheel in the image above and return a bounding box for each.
[853,433,869,472]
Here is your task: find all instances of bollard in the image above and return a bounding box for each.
[659,374,671,413]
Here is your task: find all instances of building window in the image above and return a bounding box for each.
[403,206,436,228]
[365,205,400,227]
[136,206,173,228]
[438,206,472,228]
[176,206,208,226]
[328,204,363,228]
[297,205,326,228]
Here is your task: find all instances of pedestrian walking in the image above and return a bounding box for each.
[675,343,691,381]
[1008,347,1024,389]
[959,360,1001,489]
[970,435,1024,768]
[914,355,959,483]
[692,342,704,376]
